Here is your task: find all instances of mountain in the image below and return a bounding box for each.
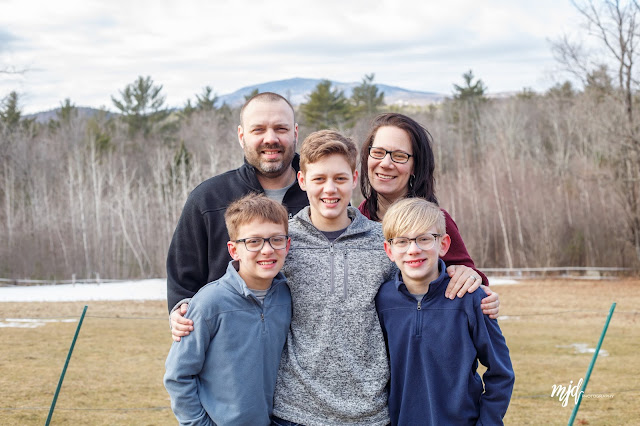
[26,106,114,124]
[217,77,445,107]
[25,78,447,122]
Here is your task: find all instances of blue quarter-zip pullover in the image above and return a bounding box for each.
[375,259,514,425]
[164,261,291,426]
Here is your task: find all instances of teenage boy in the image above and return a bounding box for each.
[271,130,395,425]
[164,194,292,426]
[376,198,515,425]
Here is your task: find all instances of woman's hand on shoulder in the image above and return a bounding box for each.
[445,265,483,299]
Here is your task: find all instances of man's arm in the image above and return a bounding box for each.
[167,193,210,312]
[170,303,193,342]
[164,307,214,426]
[471,295,515,425]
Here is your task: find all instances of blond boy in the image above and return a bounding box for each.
[164,194,292,426]
[376,198,515,425]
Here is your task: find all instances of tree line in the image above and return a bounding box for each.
[1,0,639,279]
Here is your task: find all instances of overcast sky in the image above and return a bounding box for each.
[1,0,583,114]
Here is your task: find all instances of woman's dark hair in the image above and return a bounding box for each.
[359,113,437,221]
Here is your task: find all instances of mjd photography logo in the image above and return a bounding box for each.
[550,378,614,407]
[551,378,584,407]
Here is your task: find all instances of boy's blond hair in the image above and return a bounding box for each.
[224,193,289,240]
[299,130,358,173]
[382,198,445,240]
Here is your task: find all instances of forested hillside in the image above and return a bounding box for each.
[1,68,639,280]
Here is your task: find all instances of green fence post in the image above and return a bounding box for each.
[45,305,88,426]
[567,302,616,426]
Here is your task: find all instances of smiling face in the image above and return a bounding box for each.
[227,220,290,290]
[298,153,358,232]
[238,98,298,179]
[384,226,451,292]
[367,126,414,203]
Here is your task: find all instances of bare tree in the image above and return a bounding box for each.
[552,0,640,262]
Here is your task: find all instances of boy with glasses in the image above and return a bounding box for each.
[164,194,292,426]
[376,198,514,425]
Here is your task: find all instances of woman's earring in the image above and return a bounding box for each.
[409,174,416,190]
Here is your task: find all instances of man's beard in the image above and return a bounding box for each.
[244,140,296,178]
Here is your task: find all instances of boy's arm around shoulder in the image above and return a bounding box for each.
[164,298,215,425]
[469,290,515,425]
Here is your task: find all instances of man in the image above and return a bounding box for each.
[167,93,308,340]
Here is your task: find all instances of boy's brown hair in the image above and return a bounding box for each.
[382,198,445,240]
[299,130,358,173]
[224,193,289,240]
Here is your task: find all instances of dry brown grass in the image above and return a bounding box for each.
[498,278,640,425]
[0,301,174,425]
[1,279,638,425]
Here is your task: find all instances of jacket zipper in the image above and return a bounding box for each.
[416,299,422,337]
[343,251,348,298]
[250,295,266,333]
[330,244,335,293]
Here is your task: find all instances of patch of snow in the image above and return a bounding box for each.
[0,279,167,302]
[486,277,520,285]
[0,318,77,328]
[556,343,609,357]
[498,316,520,321]
[0,277,518,302]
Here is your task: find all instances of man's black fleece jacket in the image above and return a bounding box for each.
[166,154,308,312]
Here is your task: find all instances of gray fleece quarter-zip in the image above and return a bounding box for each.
[273,207,397,426]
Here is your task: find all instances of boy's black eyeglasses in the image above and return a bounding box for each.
[235,235,289,252]
[368,146,413,164]
[387,234,441,252]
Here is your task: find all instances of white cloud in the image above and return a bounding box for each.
[0,0,580,113]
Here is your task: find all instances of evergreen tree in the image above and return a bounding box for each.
[195,86,218,111]
[244,88,260,102]
[181,99,196,119]
[453,70,487,101]
[87,111,114,156]
[351,73,385,116]
[301,80,353,129]
[585,64,614,102]
[216,102,234,126]
[451,70,487,160]
[0,91,22,132]
[111,75,170,138]
[546,81,576,99]
[57,98,78,125]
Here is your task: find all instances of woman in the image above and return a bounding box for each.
[359,113,498,314]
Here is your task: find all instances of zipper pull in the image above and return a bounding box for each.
[261,313,265,321]
[417,300,422,311]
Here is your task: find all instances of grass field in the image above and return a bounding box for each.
[1,278,639,425]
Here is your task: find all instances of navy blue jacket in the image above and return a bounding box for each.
[375,259,514,425]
